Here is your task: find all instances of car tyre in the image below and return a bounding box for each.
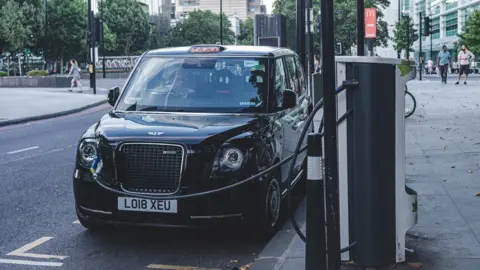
[249,173,282,239]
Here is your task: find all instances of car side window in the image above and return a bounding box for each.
[275,58,287,108]
[284,56,300,95]
[294,56,306,97]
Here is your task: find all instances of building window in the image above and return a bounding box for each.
[445,12,458,37]
[179,0,198,6]
[418,0,426,14]
[445,1,458,11]
[403,0,410,11]
[431,4,440,15]
[463,5,480,21]
[431,17,440,39]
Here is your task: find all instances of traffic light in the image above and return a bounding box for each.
[94,17,104,43]
[411,28,418,41]
[424,16,431,36]
[335,43,343,55]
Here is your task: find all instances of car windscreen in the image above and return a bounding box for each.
[115,56,270,113]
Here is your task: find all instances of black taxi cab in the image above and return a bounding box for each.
[73,44,313,236]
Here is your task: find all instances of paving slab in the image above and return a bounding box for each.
[249,79,480,270]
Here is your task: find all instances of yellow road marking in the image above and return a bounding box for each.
[6,237,68,260]
[146,264,220,270]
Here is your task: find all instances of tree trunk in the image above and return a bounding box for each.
[60,54,64,74]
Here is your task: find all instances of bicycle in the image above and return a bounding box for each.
[405,84,416,118]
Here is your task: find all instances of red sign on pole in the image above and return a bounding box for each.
[365,8,377,39]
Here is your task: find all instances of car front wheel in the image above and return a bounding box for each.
[248,174,282,238]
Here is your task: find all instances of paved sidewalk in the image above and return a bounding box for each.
[250,80,480,270]
[0,78,127,126]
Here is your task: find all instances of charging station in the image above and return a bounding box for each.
[334,56,418,268]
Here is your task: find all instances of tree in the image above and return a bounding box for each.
[238,17,254,45]
[0,0,34,53]
[272,0,390,54]
[166,10,235,47]
[103,0,150,55]
[44,0,87,68]
[392,16,414,56]
[103,24,118,54]
[457,10,480,57]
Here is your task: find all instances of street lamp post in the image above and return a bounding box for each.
[220,0,223,44]
[44,0,47,70]
[101,0,106,78]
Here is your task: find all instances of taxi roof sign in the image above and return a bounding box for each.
[188,45,225,53]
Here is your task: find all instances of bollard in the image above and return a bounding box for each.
[305,133,327,270]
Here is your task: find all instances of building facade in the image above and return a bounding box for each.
[403,0,480,61]
[174,0,265,21]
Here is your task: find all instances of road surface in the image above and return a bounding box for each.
[0,105,302,270]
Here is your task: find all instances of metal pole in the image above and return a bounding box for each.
[220,0,223,44]
[44,0,48,70]
[356,0,365,56]
[101,0,106,79]
[430,31,433,61]
[305,133,327,270]
[320,0,340,266]
[296,0,306,68]
[89,8,97,94]
[306,0,313,82]
[419,12,422,81]
[406,16,410,59]
[397,0,401,58]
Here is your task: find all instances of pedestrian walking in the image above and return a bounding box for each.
[67,59,83,92]
[455,45,475,85]
[436,45,451,84]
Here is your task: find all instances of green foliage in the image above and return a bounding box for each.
[27,70,49,76]
[237,17,254,45]
[392,16,414,54]
[44,0,87,62]
[103,0,150,55]
[103,24,118,54]
[166,10,235,46]
[0,1,31,52]
[398,59,414,76]
[0,71,7,77]
[273,0,390,53]
[457,10,480,57]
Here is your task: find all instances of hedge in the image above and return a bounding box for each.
[27,70,49,76]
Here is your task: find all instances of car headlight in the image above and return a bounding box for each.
[219,147,244,170]
[78,139,98,167]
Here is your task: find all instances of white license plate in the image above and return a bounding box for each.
[117,197,177,213]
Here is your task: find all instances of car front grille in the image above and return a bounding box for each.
[118,143,184,194]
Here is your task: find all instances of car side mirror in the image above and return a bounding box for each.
[282,89,297,109]
[107,86,120,106]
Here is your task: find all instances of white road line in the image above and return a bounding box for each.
[7,146,39,155]
[6,237,68,260]
[72,220,80,224]
[0,259,63,267]
[146,265,220,270]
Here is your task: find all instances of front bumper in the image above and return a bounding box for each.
[73,169,261,228]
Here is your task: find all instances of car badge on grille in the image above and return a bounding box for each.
[148,131,164,136]
[162,151,177,155]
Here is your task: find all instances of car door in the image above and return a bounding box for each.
[292,55,312,171]
[283,55,309,179]
[272,57,296,186]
